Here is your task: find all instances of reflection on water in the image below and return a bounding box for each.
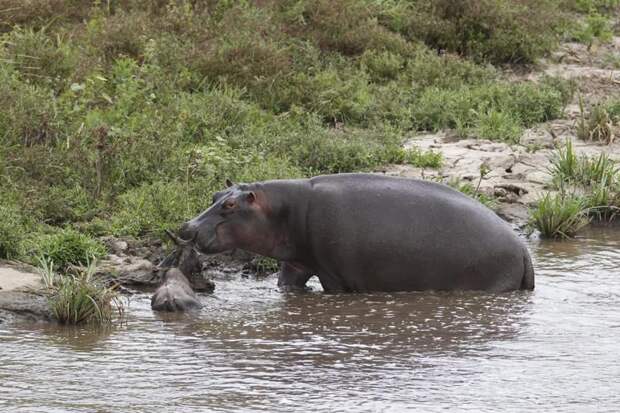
[1,227,620,412]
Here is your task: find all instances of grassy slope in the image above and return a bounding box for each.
[0,0,612,264]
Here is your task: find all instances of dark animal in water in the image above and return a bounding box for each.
[179,174,535,293]
[151,230,205,312]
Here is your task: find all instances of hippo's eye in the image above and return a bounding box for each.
[222,199,236,210]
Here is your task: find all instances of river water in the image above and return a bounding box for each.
[1,227,619,412]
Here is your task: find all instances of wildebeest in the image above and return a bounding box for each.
[151,230,206,312]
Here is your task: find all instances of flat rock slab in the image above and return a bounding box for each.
[383,129,620,226]
[0,291,52,323]
[0,263,41,292]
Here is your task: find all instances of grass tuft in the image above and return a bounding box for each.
[38,257,124,325]
[529,193,589,239]
[577,96,615,144]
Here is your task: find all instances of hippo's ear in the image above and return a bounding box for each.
[225,178,234,188]
[246,191,256,204]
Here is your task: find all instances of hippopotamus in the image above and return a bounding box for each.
[151,230,205,312]
[179,173,534,293]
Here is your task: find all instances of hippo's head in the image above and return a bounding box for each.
[179,180,276,256]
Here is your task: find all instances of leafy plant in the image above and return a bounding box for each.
[577,96,615,144]
[41,258,124,325]
[33,228,107,271]
[477,110,523,143]
[529,193,589,239]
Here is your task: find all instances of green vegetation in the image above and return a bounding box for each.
[245,256,281,278]
[448,164,496,209]
[563,0,618,47]
[38,257,124,325]
[529,193,589,239]
[576,97,616,144]
[33,228,107,271]
[532,139,620,238]
[0,0,599,259]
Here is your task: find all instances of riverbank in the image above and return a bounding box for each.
[386,38,620,225]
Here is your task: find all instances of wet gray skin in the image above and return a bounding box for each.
[1,227,619,412]
[151,231,203,312]
[180,174,534,293]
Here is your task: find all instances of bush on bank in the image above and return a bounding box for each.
[0,0,599,260]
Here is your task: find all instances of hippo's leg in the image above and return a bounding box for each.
[277,262,313,292]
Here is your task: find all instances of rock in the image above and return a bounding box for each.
[495,203,530,225]
[0,291,53,323]
[189,272,216,292]
[101,236,129,255]
[95,255,160,288]
[0,261,42,292]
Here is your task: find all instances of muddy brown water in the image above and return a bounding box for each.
[1,228,620,412]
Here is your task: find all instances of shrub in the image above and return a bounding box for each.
[584,180,620,221]
[477,110,523,143]
[0,66,59,146]
[110,180,199,237]
[389,0,561,64]
[0,0,92,33]
[0,199,30,259]
[550,139,618,187]
[384,146,443,168]
[39,257,124,325]
[577,99,614,144]
[33,228,107,270]
[529,193,589,238]
[405,49,496,89]
[360,49,405,81]
[568,13,613,46]
[549,139,579,187]
[280,0,412,57]
[279,67,375,124]
[411,79,566,134]
[1,27,78,90]
[576,153,619,187]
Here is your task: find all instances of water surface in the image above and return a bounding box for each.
[1,227,619,412]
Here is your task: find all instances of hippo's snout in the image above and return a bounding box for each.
[179,222,197,241]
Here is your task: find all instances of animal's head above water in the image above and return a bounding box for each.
[160,229,202,277]
[179,179,277,257]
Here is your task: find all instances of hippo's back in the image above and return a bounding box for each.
[302,174,531,292]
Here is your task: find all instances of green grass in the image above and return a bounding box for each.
[447,180,497,210]
[38,257,124,325]
[550,139,618,188]
[576,96,615,144]
[541,139,620,231]
[32,228,107,271]
[529,193,590,239]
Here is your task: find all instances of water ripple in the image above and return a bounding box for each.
[2,228,620,412]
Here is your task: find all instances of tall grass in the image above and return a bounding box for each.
[576,96,615,144]
[550,139,618,188]
[534,139,620,237]
[529,194,590,239]
[37,257,124,325]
